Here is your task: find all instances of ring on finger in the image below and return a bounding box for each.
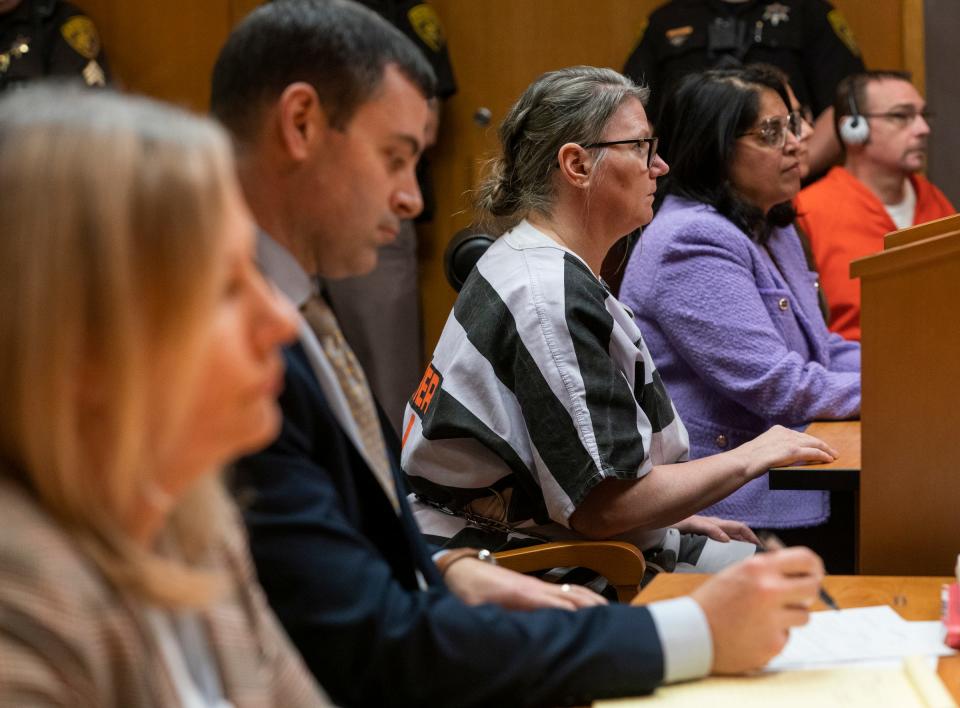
[560,583,572,593]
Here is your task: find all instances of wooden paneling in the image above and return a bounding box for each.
[833,0,905,70]
[72,0,260,111]
[901,0,926,94]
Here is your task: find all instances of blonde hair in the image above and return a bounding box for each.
[0,86,236,607]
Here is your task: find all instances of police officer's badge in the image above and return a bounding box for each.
[407,4,445,53]
[762,3,791,27]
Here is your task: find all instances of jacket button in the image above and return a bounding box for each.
[778,297,789,311]
[715,434,728,449]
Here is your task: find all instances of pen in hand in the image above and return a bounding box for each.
[759,532,840,610]
[817,586,840,611]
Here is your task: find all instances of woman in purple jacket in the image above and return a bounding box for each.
[620,66,861,566]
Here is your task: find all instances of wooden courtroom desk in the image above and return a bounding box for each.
[853,225,960,575]
[768,421,861,572]
[768,420,861,492]
[633,574,960,702]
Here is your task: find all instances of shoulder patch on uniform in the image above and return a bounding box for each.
[60,16,100,60]
[826,9,861,57]
[407,4,445,53]
[410,363,442,418]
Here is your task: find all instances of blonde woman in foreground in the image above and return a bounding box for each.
[0,86,330,706]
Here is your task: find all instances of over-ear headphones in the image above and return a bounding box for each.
[839,87,870,145]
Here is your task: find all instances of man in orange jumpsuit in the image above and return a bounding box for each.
[796,70,954,341]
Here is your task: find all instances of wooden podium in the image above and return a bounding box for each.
[851,213,960,575]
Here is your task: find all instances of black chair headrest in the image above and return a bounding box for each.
[443,228,495,292]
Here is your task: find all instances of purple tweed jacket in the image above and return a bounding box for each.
[620,195,861,528]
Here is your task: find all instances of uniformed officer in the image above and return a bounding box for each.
[359,1,456,105]
[623,0,864,177]
[323,0,457,434]
[0,0,111,92]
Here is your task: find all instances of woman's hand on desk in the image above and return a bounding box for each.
[691,547,824,674]
[675,515,761,545]
[732,425,838,478]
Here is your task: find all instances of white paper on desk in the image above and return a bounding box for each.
[766,605,955,671]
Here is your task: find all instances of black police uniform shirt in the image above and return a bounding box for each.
[0,0,112,91]
[623,0,865,124]
[356,0,457,99]
[356,0,457,222]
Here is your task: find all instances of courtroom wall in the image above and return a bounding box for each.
[924,0,960,206]
[73,0,261,111]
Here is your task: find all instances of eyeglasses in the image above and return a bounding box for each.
[858,107,934,129]
[738,113,803,148]
[582,136,659,168]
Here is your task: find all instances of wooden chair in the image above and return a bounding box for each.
[495,541,646,603]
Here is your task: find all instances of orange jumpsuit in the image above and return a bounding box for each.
[796,166,955,340]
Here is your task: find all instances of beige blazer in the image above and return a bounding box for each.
[0,479,331,707]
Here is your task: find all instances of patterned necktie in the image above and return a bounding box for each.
[300,294,400,512]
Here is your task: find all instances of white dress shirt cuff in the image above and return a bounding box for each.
[647,596,713,683]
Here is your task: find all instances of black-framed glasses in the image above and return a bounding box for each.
[582,136,659,168]
[859,107,934,129]
[738,113,803,148]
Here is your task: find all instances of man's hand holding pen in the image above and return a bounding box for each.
[691,547,826,674]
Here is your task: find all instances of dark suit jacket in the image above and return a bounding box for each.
[233,343,665,707]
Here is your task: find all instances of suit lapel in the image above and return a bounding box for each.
[286,343,442,587]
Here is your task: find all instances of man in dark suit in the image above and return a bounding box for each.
[213,2,826,706]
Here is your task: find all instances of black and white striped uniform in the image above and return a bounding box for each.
[401,220,690,551]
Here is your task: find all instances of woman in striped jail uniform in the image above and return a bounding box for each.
[0,86,330,706]
[400,65,836,575]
